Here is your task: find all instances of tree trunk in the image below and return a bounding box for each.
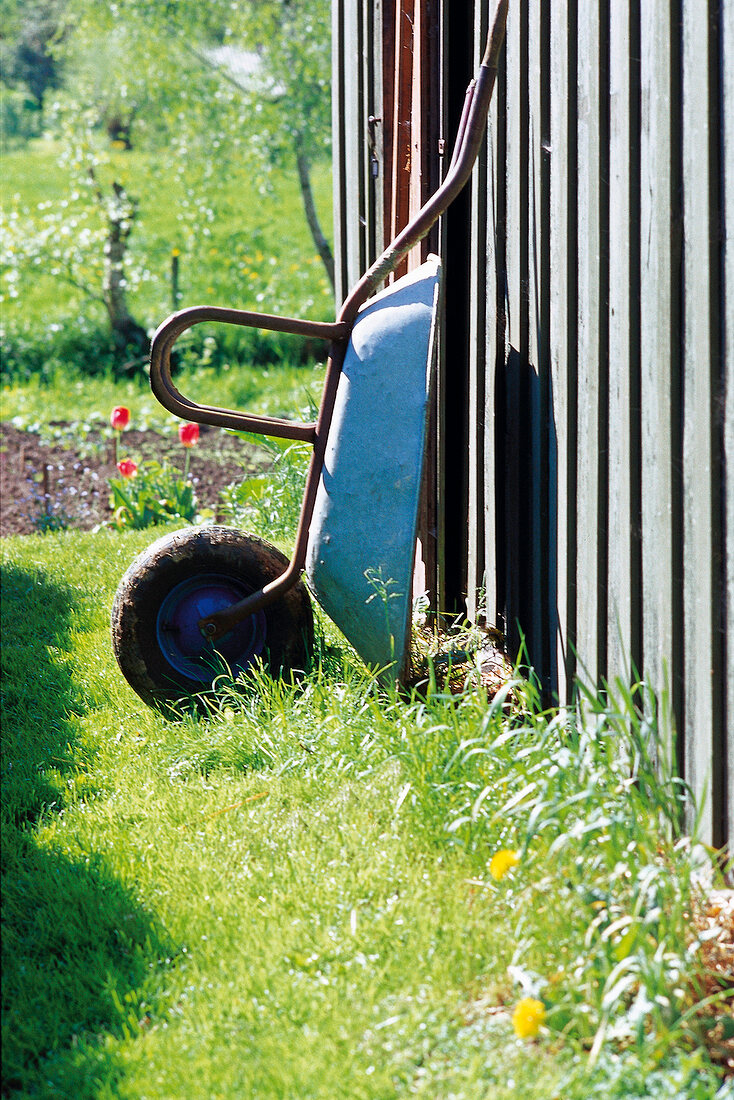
[103,182,148,357]
[294,134,335,297]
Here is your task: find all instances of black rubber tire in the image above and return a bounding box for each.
[111,526,313,710]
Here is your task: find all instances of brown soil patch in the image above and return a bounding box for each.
[0,421,268,537]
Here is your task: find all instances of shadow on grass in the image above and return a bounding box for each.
[1,562,173,1097]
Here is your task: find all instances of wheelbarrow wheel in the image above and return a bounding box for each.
[111,526,313,710]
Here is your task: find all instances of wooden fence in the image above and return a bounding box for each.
[332,0,733,851]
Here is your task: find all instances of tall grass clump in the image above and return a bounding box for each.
[367,670,731,1091]
[217,440,312,540]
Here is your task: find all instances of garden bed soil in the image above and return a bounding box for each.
[0,421,267,537]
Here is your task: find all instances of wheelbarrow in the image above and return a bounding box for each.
[111,0,508,709]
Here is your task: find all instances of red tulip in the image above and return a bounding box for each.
[117,459,138,478]
[178,422,200,448]
[110,406,130,431]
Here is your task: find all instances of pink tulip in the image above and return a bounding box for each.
[117,459,138,478]
[178,422,200,448]
[110,406,130,431]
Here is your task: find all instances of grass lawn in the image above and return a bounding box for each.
[2,518,730,1098]
[1,358,326,440]
[2,135,731,1100]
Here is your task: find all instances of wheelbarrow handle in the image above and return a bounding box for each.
[339,0,508,324]
[149,305,351,444]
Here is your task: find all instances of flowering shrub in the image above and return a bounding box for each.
[106,410,209,530]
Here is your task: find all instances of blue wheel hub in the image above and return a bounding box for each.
[156,573,266,682]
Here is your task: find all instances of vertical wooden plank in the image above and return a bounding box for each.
[550,0,577,700]
[606,0,643,690]
[433,0,449,618]
[628,0,644,691]
[526,0,545,677]
[724,0,734,850]
[413,0,442,615]
[333,0,379,296]
[423,0,442,257]
[344,0,366,285]
[501,0,526,653]
[483,6,506,633]
[362,0,377,268]
[575,0,603,686]
[390,0,414,281]
[380,0,396,253]
[407,0,438,273]
[540,0,553,692]
[406,0,441,269]
[681,0,722,843]
[598,1,610,688]
[607,0,634,685]
[639,0,682,749]
[468,0,488,621]
[332,0,349,303]
[435,0,473,619]
[528,0,553,690]
[332,0,369,296]
[408,0,423,272]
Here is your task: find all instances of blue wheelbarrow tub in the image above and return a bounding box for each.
[305,255,442,681]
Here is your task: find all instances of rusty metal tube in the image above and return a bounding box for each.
[448,80,477,174]
[149,305,350,442]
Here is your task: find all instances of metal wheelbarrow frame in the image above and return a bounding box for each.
[111,1,508,703]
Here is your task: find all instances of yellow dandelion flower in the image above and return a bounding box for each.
[489,848,519,881]
[512,997,545,1039]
